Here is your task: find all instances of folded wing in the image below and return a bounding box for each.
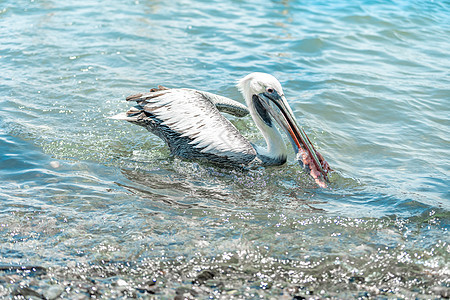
[114,88,256,165]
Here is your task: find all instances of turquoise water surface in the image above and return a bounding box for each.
[1,0,449,298]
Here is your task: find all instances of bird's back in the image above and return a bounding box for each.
[115,87,257,166]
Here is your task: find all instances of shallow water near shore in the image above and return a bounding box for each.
[1,0,449,298]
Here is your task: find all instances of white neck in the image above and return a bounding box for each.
[243,91,288,164]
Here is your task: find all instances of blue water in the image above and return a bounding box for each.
[1,0,449,298]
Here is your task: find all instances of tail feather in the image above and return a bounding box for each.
[109,112,134,121]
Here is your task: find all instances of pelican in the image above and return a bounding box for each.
[113,73,331,186]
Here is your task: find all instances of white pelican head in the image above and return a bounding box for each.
[238,72,330,183]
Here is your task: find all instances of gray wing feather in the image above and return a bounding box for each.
[195,90,249,117]
[119,88,256,165]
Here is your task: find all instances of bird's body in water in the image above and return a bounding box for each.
[113,73,331,187]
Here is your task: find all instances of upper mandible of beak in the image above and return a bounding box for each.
[257,92,331,184]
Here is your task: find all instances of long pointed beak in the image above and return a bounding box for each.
[258,92,331,185]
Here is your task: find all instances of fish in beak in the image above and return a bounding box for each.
[257,90,332,187]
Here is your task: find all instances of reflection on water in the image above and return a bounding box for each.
[1,0,449,298]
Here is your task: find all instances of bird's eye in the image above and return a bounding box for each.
[266,88,274,94]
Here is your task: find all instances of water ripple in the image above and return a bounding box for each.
[0,0,449,298]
